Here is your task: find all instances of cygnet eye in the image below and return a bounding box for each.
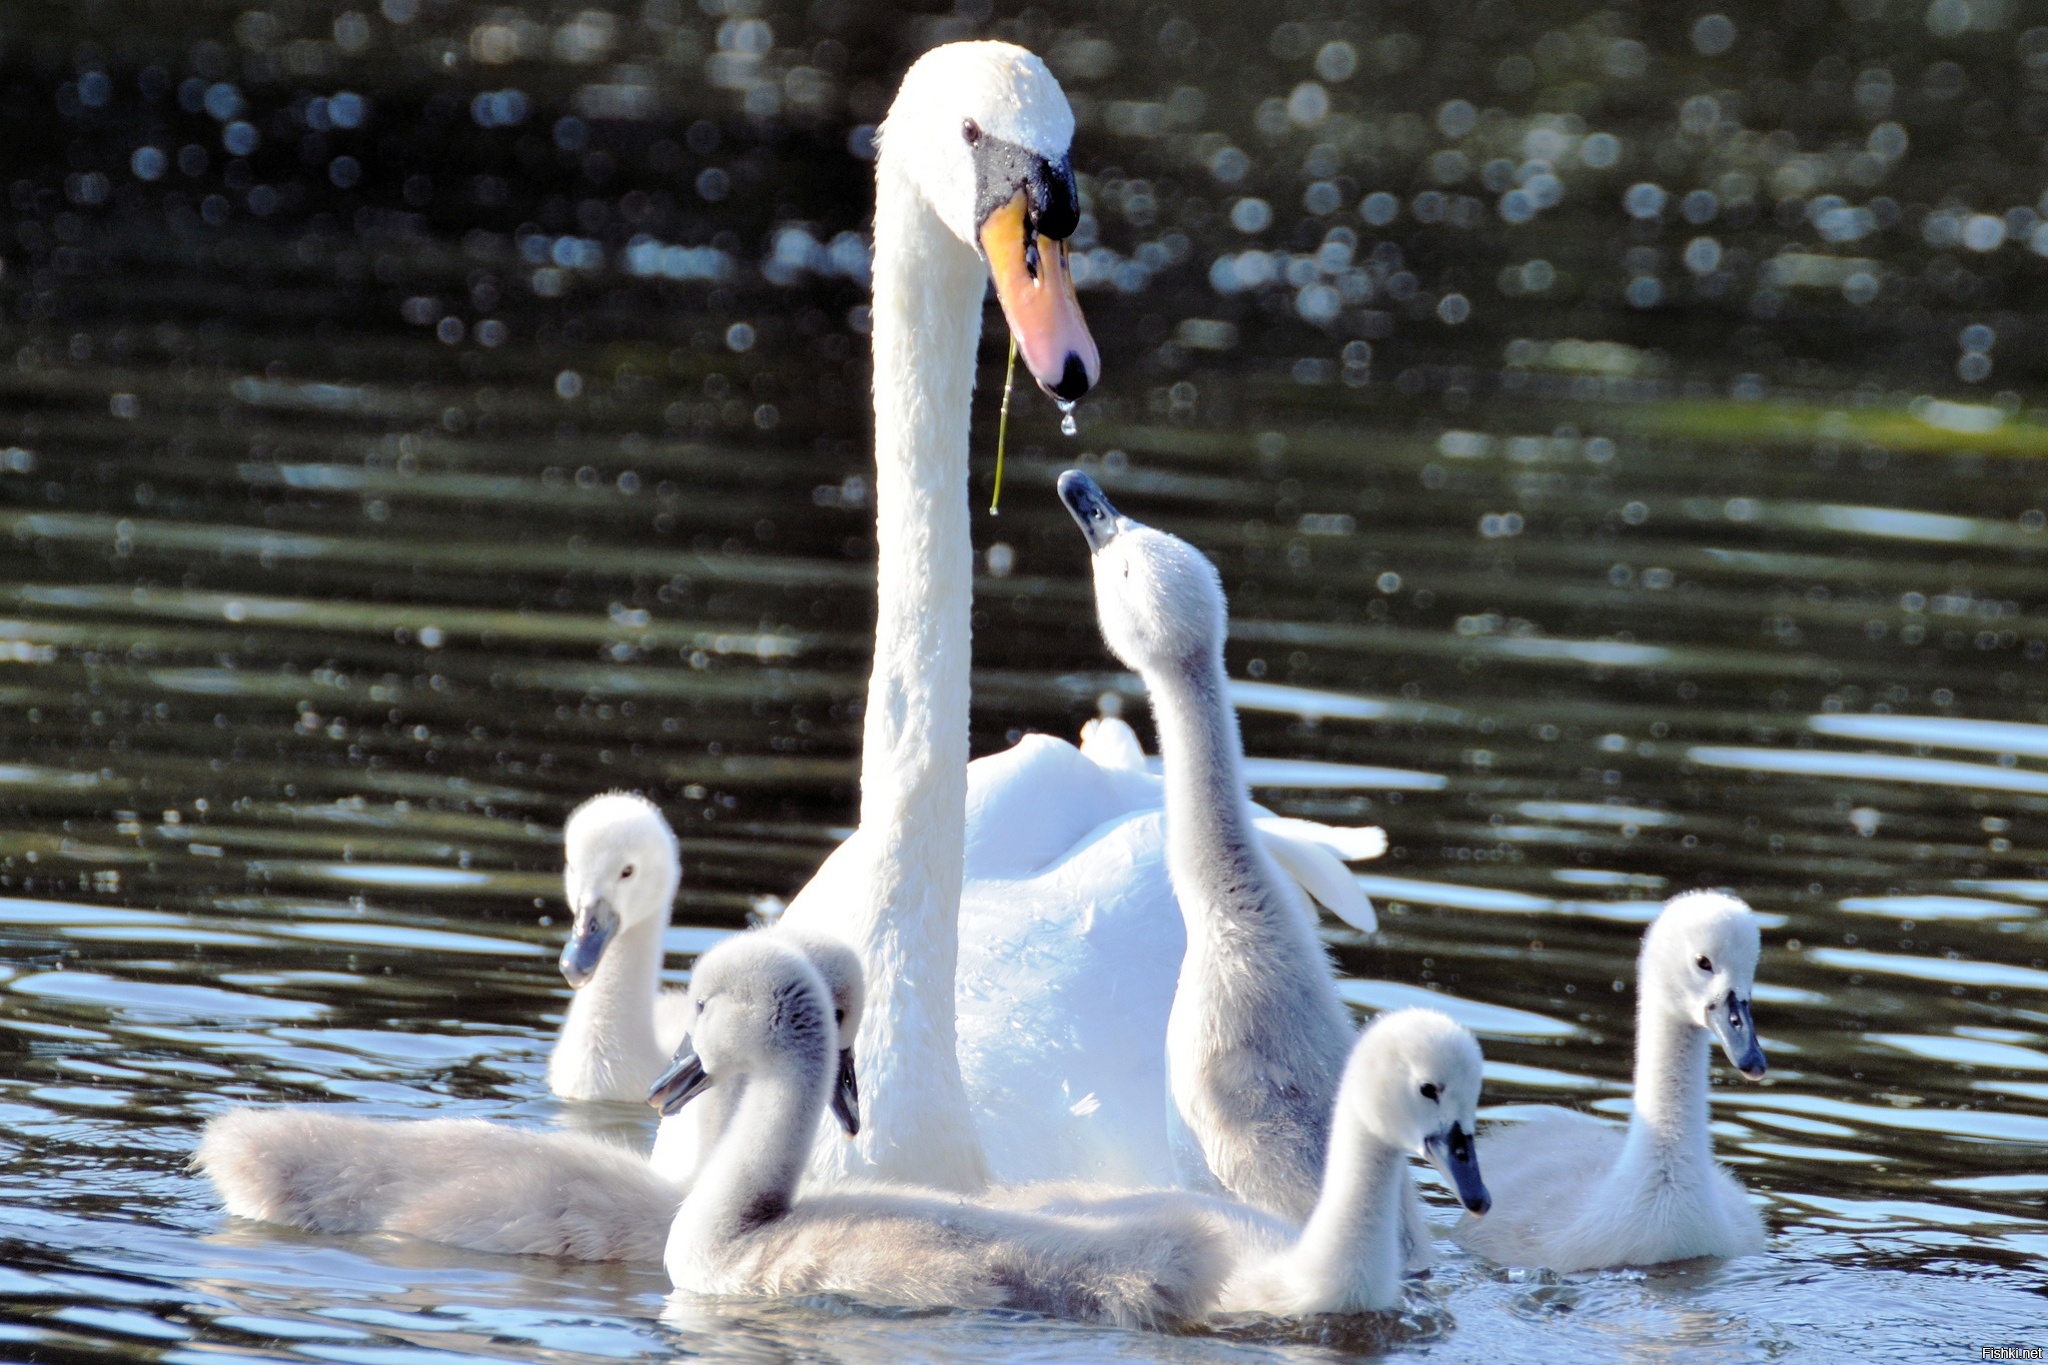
[834,1008,844,1025]
[961,118,980,145]
[1694,954,1713,972]
[1419,1083,1439,1102]
[619,864,635,880]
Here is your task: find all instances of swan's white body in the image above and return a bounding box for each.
[771,40,1383,1196]
[1451,891,1769,1270]
[664,932,1490,1326]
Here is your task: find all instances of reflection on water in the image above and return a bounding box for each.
[5,0,2048,1358]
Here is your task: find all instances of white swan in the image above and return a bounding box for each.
[660,931,1492,1324]
[1053,470,1431,1270]
[659,933,1227,1329]
[1450,890,1769,1270]
[775,39,1383,1195]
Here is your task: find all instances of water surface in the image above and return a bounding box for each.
[4,0,2047,1359]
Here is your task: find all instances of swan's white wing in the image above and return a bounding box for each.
[1253,820,1381,934]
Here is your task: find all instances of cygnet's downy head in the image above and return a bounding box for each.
[1640,890,1767,1080]
[767,929,866,1136]
[1057,470,1227,673]
[1346,1008,1490,1215]
[881,40,1098,401]
[646,935,858,1136]
[558,792,681,988]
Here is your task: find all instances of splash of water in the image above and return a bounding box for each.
[1057,399,1077,437]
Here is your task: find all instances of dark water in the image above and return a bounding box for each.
[4,0,2048,1359]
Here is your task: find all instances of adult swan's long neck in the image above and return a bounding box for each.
[817,140,991,1192]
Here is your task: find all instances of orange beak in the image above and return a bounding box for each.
[979,192,1100,403]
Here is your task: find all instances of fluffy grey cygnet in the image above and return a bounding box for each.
[660,933,1230,1328]
[1055,470,1433,1264]
[195,791,865,1263]
[1451,890,1769,1270]
[661,932,1491,1323]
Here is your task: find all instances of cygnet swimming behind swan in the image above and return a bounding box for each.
[548,791,689,1102]
[658,933,1229,1328]
[1450,890,1769,1270]
[1055,470,1430,1262]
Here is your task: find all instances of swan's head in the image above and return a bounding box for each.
[1346,1008,1490,1216]
[769,928,866,1137]
[1641,890,1767,1080]
[647,934,854,1134]
[882,40,1099,402]
[558,792,680,988]
[1057,470,1225,672]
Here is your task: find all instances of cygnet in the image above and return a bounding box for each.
[1450,890,1769,1270]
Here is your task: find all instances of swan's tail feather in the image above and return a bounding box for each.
[1253,818,1383,933]
[1078,715,1148,771]
[197,1108,678,1261]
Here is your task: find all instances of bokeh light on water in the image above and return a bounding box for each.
[4,0,2048,1358]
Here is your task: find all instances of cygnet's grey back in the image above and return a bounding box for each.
[666,932,1230,1329]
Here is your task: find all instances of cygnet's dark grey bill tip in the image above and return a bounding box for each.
[647,1038,712,1116]
[1712,993,1768,1081]
[1056,468,1123,553]
[830,1047,860,1137]
[1427,1122,1491,1216]
[558,897,619,989]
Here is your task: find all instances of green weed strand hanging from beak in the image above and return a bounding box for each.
[989,331,1017,516]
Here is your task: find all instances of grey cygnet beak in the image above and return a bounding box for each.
[1425,1120,1491,1216]
[1709,990,1768,1081]
[1057,469,1129,553]
[558,896,619,988]
[647,1038,712,1116]
[830,1047,860,1137]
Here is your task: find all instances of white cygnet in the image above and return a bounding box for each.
[1451,890,1769,1271]
[548,791,688,1102]
[1219,1008,1489,1315]
[1055,470,1432,1264]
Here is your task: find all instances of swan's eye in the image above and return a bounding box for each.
[1420,1083,1439,1102]
[619,864,635,880]
[961,118,981,145]
[1695,954,1713,972]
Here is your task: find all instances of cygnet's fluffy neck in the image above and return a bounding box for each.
[1059,470,1355,1222]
